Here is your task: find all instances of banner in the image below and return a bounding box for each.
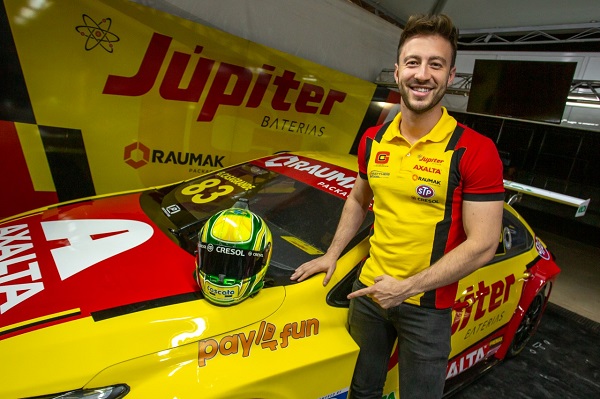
[0,0,376,218]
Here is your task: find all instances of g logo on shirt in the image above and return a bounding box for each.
[375,151,390,164]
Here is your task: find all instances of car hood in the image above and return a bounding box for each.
[0,193,285,397]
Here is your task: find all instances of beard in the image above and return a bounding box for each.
[398,80,448,115]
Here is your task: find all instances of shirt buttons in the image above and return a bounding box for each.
[406,152,411,157]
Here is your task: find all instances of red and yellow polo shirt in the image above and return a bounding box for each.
[357,108,504,309]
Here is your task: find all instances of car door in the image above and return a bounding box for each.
[447,207,534,378]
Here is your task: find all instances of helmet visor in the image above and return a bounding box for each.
[198,243,270,282]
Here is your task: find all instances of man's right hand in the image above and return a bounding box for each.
[290,254,337,286]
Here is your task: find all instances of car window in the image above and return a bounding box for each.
[488,208,534,265]
[140,162,374,287]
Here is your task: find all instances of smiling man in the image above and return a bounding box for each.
[292,14,505,399]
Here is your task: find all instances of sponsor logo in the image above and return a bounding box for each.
[446,342,500,379]
[418,155,444,164]
[76,14,120,53]
[104,32,347,123]
[416,185,435,198]
[451,274,516,336]
[375,151,390,164]
[199,244,263,258]
[369,170,390,179]
[535,237,551,260]
[162,204,181,216]
[265,155,355,189]
[261,116,325,137]
[123,141,225,170]
[412,174,441,186]
[198,319,320,367]
[206,285,235,297]
[0,220,153,314]
[124,142,150,169]
[413,164,441,174]
[214,245,245,257]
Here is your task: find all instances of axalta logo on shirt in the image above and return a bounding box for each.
[0,220,153,314]
[124,141,225,170]
[103,32,347,123]
[413,164,441,175]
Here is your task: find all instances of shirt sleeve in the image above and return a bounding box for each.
[460,129,505,201]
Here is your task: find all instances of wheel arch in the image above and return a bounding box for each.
[495,258,560,359]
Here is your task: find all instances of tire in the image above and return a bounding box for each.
[507,290,545,358]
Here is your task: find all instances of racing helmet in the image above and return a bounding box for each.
[196,199,272,306]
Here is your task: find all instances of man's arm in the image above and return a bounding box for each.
[348,199,504,308]
[290,176,373,285]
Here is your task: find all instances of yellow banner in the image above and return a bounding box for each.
[1,0,375,217]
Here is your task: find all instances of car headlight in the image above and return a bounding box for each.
[30,385,129,399]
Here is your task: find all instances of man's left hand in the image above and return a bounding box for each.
[347,275,410,309]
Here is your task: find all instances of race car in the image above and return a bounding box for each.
[1,151,564,399]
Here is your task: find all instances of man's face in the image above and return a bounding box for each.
[394,34,456,115]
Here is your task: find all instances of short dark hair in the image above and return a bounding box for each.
[397,14,459,67]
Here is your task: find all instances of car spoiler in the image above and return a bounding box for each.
[503,180,590,217]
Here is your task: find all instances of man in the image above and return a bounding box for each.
[291,14,505,399]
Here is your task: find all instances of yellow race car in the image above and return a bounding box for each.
[0,151,560,399]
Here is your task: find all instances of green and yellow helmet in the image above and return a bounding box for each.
[196,199,272,306]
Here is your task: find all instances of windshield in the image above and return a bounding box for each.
[140,161,374,286]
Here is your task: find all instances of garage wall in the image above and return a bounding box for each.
[133,0,402,81]
[447,50,600,130]
[136,0,600,132]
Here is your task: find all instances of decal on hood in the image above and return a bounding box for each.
[42,219,153,280]
[1,195,198,340]
[254,154,356,200]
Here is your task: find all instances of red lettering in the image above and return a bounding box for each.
[160,46,214,102]
[198,63,253,122]
[103,32,171,96]
[272,70,301,111]
[452,274,517,336]
[488,280,504,312]
[474,281,490,320]
[320,89,347,115]
[246,64,276,107]
[295,83,324,113]
[103,33,348,122]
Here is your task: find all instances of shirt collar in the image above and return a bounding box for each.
[382,107,458,144]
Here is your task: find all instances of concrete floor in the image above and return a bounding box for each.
[538,229,600,324]
[454,222,600,399]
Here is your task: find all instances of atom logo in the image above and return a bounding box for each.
[124,142,150,169]
[75,14,120,53]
